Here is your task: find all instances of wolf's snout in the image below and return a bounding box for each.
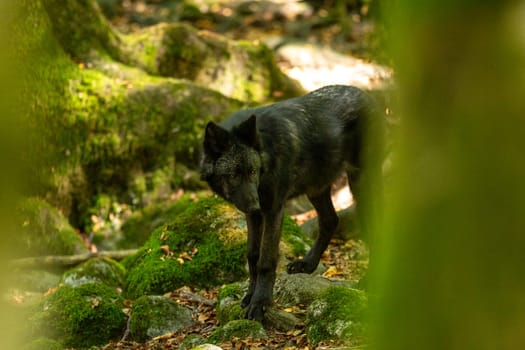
[246,203,261,213]
[237,198,260,214]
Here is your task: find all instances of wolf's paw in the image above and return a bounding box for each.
[287,259,317,274]
[244,301,267,323]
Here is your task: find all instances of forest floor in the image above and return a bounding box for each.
[100,239,368,350]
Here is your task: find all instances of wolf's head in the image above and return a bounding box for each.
[200,115,262,213]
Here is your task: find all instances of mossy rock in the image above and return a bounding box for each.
[14,198,88,258]
[274,273,357,307]
[130,295,193,342]
[121,22,304,103]
[124,195,309,298]
[216,282,246,324]
[118,193,206,249]
[61,257,126,288]
[208,319,267,344]
[216,281,300,331]
[23,337,63,350]
[280,215,312,259]
[124,195,248,298]
[305,286,367,345]
[30,283,126,349]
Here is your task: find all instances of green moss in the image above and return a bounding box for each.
[41,0,122,59]
[216,283,246,324]
[218,282,245,302]
[15,198,88,257]
[217,300,245,325]
[23,337,63,350]
[125,195,248,299]
[306,286,367,345]
[208,319,266,344]
[121,22,303,103]
[61,257,126,288]
[180,333,206,349]
[30,283,126,349]
[130,295,193,342]
[16,0,242,224]
[15,0,83,194]
[281,215,312,257]
[119,193,204,249]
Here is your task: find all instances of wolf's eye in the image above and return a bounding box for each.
[250,169,257,175]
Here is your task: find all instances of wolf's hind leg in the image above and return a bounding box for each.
[287,188,338,274]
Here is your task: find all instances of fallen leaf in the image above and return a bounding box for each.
[179,252,192,261]
[323,265,342,278]
[160,245,170,254]
[91,298,100,308]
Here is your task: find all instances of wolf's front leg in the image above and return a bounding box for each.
[241,211,263,308]
[245,208,284,322]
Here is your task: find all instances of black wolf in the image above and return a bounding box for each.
[200,85,384,322]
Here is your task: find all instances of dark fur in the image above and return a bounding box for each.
[200,85,384,322]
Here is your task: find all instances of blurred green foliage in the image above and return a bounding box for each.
[372,1,525,349]
[1,1,24,349]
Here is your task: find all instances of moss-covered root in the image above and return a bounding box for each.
[47,68,241,222]
[306,286,367,345]
[29,283,126,349]
[41,0,122,60]
[38,0,303,103]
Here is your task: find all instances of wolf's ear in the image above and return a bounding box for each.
[237,114,261,150]
[204,122,231,156]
